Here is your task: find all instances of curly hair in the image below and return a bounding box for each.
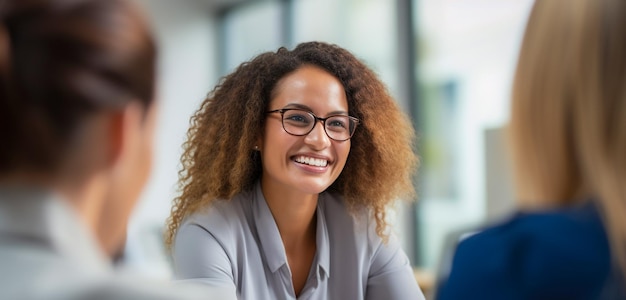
[165,42,418,247]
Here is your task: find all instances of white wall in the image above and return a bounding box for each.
[125,0,218,278]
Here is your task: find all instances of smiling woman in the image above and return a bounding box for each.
[165,42,424,300]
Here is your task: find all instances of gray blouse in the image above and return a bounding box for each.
[173,183,425,300]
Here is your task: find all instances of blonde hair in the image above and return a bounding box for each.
[165,42,418,247]
[511,0,626,273]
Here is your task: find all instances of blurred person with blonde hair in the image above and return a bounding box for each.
[166,42,425,299]
[0,0,233,299]
[437,0,626,299]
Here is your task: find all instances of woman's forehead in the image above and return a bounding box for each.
[269,66,348,113]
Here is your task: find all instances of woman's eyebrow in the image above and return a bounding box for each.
[328,110,349,115]
[284,103,348,115]
[283,103,311,110]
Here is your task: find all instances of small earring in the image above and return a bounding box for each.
[253,145,260,151]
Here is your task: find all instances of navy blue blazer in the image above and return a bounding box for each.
[436,202,626,300]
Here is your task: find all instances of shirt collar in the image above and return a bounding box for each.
[315,193,330,279]
[0,185,112,273]
[252,182,287,273]
[252,182,331,278]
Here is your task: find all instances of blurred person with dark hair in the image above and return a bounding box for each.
[165,42,425,299]
[0,0,233,299]
[436,0,626,299]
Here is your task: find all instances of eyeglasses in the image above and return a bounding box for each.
[267,108,360,141]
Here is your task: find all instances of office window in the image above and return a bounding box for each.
[293,0,399,103]
[413,0,534,269]
[221,1,284,74]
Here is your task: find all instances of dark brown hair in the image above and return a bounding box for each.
[0,0,156,173]
[165,42,418,247]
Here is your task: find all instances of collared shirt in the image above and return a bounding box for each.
[0,185,234,300]
[173,182,425,300]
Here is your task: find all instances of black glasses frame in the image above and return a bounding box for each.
[267,108,360,141]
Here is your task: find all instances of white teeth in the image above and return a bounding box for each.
[295,156,328,167]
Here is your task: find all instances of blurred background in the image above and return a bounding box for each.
[125,0,534,295]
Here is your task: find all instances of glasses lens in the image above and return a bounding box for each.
[325,115,354,140]
[282,109,314,135]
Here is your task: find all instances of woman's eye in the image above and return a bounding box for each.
[283,113,312,127]
[327,118,348,130]
[329,120,345,127]
[286,115,309,123]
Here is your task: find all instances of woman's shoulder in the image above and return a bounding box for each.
[179,189,254,237]
[320,191,371,218]
[319,191,385,248]
[469,202,608,254]
[320,191,371,228]
[442,202,612,299]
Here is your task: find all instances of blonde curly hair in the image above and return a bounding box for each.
[165,42,418,247]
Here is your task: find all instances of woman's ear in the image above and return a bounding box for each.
[255,136,263,152]
[106,102,144,170]
[97,101,156,257]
